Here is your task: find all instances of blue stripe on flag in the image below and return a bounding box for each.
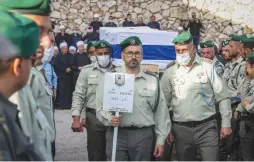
[111,45,176,60]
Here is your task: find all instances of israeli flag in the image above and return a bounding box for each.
[100,27,177,69]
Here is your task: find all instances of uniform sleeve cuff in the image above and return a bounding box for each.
[156,136,165,146]
[72,110,81,117]
[236,104,245,113]
[221,118,231,128]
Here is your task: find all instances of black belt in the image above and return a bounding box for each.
[86,107,96,115]
[173,115,216,127]
[111,125,154,130]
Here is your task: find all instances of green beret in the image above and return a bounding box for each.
[241,37,254,44]
[229,34,247,42]
[0,0,51,16]
[222,40,230,47]
[94,40,111,49]
[172,32,193,45]
[246,53,254,61]
[119,36,142,51]
[86,41,96,53]
[0,10,39,57]
[200,40,214,48]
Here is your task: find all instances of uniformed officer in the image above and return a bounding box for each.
[227,34,247,98]
[160,32,232,161]
[234,53,254,160]
[241,37,254,60]
[0,10,42,160]
[71,40,115,161]
[1,0,56,160]
[200,40,225,77]
[96,36,171,161]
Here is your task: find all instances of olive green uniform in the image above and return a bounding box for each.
[96,66,171,161]
[161,54,232,161]
[72,63,115,161]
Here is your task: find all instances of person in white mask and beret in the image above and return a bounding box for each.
[161,32,232,161]
[71,40,115,161]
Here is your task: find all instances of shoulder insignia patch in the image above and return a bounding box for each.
[144,70,157,78]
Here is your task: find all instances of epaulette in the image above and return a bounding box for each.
[166,61,176,69]
[144,70,158,78]
[202,57,213,64]
[28,74,35,87]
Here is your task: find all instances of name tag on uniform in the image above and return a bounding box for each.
[89,74,98,78]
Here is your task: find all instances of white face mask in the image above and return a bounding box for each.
[42,45,54,64]
[176,53,192,65]
[90,56,97,63]
[97,55,110,68]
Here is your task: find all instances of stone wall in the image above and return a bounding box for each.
[50,0,254,43]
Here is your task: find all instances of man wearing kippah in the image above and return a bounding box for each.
[96,36,171,161]
[161,32,232,161]
[200,40,225,78]
[233,53,254,160]
[1,0,56,159]
[0,10,42,160]
[72,40,115,161]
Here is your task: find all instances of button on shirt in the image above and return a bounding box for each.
[96,66,171,145]
[161,54,232,128]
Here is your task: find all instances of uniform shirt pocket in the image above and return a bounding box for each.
[137,89,155,110]
[87,77,99,94]
[45,85,53,96]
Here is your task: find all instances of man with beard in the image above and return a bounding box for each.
[200,41,225,77]
[72,40,115,161]
[71,41,91,92]
[55,42,73,109]
[0,10,42,161]
[222,40,234,84]
[83,26,100,43]
[241,37,254,60]
[227,34,247,98]
[161,32,232,161]
[69,46,77,55]
[135,15,146,27]
[87,41,97,64]
[1,0,56,160]
[96,36,170,161]
[234,53,254,160]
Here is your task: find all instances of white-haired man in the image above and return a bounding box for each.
[135,15,146,27]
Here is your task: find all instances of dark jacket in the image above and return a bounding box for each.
[54,53,73,78]
[70,33,83,48]
[0,93,43,161]
[82,32,99,43]
[135,23,147,27]
[55,33,72,47]
[187,19,203,36]
[71,52,91,75]
[147,21,160,30]
[89,21,103,31]
[122,19,135,27]
[105,22,117,27]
